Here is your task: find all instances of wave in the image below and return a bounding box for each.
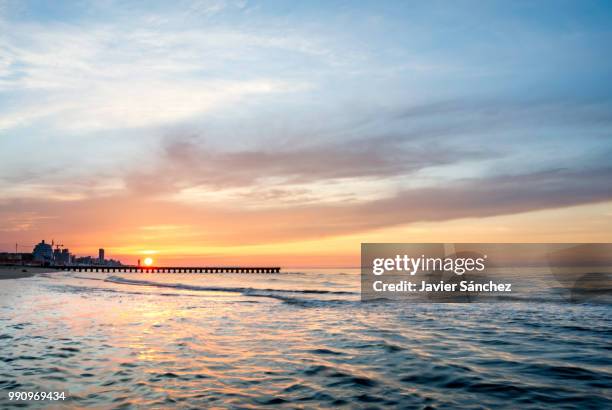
[104,276,358,306]
[105,276,355,295]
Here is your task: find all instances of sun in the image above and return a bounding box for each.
[143,257,154,266]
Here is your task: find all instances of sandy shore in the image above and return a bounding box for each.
[0,266,59,279]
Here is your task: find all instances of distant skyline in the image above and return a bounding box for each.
[1,1,612,266]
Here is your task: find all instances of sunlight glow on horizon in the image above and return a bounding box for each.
[83,201,612,267]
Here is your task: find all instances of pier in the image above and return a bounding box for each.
[53,265,281,273]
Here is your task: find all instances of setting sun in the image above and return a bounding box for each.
[143,257,153,266]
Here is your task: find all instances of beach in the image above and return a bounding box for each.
[0,266,58,280]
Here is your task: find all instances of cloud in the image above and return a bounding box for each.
[394,98,612,129]
[0,212,57,233]
[232,166,612,242]
[0,16,322,132]
[2,165,611,246]
[123,133,493,198]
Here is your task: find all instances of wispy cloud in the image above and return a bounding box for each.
[2,165,611,245]
[124,133,492,196]
[0,16,322,132]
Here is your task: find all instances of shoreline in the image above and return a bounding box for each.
[0,266,59,280]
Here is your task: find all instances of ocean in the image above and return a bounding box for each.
[1,270,610,409]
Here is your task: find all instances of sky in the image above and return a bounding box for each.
[1,0,611,266]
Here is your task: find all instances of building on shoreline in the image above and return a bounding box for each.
[1,240,124,267]
[0,252,35,265]
[33,240,54,264]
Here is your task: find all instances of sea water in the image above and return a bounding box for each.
[0,270,610,409]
